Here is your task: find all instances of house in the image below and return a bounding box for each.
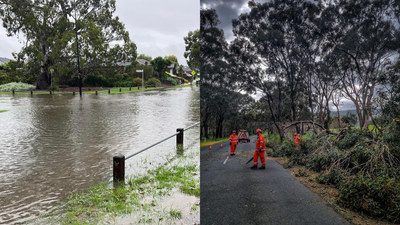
[183,66,192,74]
[137,59,151,66]
[0,57,11,65]
[167,64,176,74]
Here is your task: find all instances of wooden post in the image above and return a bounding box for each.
[129,87,131,91]
[108,89,110,94]
[73,92,75,95]
[113,155,125,182]
[138,86,139,90]
[95,91,98,95]
[177,128,184,145]
[30,91,33,95]
[12,90,15,95]
[119,88,121,92]
[50,91,52,94]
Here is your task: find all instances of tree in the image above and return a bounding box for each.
[177,65,184,76]
[164,55,178,65]
[137,54,152,61]
[0,0,137,89]
[184,29,200,72]
[325,0,399,129]
[150,57,171,79]
[230,0,320,140]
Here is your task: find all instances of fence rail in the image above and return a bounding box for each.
[113,122,200,182]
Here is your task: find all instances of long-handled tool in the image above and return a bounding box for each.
[246,157,254,164]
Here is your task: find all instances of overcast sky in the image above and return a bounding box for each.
[0,0,199,67]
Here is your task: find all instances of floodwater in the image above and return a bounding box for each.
[0,86,199,224]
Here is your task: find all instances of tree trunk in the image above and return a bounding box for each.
[36,71,50,89]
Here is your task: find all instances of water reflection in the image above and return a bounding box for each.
[0,87,199,224]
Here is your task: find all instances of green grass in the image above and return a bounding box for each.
[0,110,8,113]
[164,84,194,90]
[200,137,230,149]
[85,87,158,94]
[169,208,182,219]
[0,87,159,95]
[43,154,199,224]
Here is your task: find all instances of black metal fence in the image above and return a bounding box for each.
[113,122,200,182]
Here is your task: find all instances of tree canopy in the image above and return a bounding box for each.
[0,0,137,89]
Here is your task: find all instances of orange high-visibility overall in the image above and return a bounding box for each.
[294,134,301,147]
[229,134,238,155]
[253,134,266,166]
[294,134,299,147]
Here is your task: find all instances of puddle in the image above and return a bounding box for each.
[115,191,200,225]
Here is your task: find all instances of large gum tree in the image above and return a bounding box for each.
[0,0,137,89]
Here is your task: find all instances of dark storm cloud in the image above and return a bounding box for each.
[201,0,269,41]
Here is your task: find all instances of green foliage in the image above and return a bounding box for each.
[132,77,143,87]
[137,53,152,61]
[338,175,400,223]
[336,129,366,150]
[114,81,135,87]
[341,112,357,126]
[271,142,296,157]
[315,168,344,185]
[0,82,35,91]
[58,85,68,88]
[167,77,177,86]
[184,29,200,71]
[294,168,309,177]
[146,78,161,87]
[151,57,172,77]
[48,86,59,91]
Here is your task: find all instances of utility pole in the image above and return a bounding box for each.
[74,0,82,96]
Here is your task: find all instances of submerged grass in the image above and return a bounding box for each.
[40,149,199,224]
[164,84,194,90]
[0,110,8,113]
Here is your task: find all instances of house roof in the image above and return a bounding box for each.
[137,59,151,65]
[0,57,11,65]
[167,64,175,69]
[183,66,191,71]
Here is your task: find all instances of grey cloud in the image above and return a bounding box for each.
[201,0,269,41]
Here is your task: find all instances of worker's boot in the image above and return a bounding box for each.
[258,166,266,169]
[250,165,258,169]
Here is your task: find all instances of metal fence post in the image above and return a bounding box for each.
[177,128,184,145]
[113,155,125,182]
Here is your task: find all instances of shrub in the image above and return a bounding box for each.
[0,82,35,91]
[336,129,366,150]
[146,78,161,87]
[114,81,134,87]
[271,142,296,158]
[49,86,59,91]
[305,150,341,172]
[167,77,177,86]
[132,77,143,86]
[338,175,400,222]
[59,85,68,88]
[315,168,344,185]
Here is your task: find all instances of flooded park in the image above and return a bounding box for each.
[0,86,200,224]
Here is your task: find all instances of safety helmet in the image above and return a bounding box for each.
[294,133,297,135]
[256,129,262,133]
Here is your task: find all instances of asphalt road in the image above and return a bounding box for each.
[200,137,351,225]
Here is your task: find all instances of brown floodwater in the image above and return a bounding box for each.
[0,87,199,224]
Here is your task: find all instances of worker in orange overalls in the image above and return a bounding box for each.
[297,133,301,146]
[229,130,238,156]
[294,133,299,147]
[251,129,266,169]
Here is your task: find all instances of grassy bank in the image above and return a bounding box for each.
[0,110,8,113]
[0,87,159,95]
[164,84,195,90]
[200,137,230,149]
[34,149,199,224]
